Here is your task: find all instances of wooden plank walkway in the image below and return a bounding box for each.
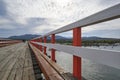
[29,43,78,80]
[29,44,64,80]
[0,43,35,80]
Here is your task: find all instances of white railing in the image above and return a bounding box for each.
[33,3,120,39]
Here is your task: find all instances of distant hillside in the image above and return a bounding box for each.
[82,36,119,41]
[8,34,40,40]
[8,34,68,40]
[0,38,12,40]
[8,34,119,40]
[47,35,68,40]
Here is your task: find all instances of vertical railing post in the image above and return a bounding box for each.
[51,34,56,62]
[73,27,82,80]
[35,39,37,48]
[36,39,38,49]
[40,38,43,51]
[44,36,47,55]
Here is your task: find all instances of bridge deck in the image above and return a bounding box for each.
[0,42,86,80]
[0,43,35,80]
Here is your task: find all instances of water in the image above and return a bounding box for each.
[46,46,120,80]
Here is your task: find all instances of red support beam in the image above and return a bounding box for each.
[73,27,82,80]
[51,34,56,62]
[44,36,47,55]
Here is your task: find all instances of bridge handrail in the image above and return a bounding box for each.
[33,3,120,39]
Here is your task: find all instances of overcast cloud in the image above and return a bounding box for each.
[0,0,120,38]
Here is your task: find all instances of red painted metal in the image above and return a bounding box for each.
[37,39,39,49]
[51,34,56,62]
[39,38,43,51]
[34,39,37,48]
[73,27,82,80]
[44,36,47,55]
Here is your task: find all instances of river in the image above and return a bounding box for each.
[46,46,120,80]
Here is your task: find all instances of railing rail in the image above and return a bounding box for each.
[33,3,120,39]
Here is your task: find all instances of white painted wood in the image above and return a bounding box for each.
[32,3,120,39]
[32,42,120,69]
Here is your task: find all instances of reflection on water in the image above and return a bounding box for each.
[46,46,120,80]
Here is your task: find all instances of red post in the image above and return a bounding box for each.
[73,27,82,80]
[35,39,37,48]
[51,34,56,62]
[37,39,39,49]
[39,38,43,51]
[44,36,47,55]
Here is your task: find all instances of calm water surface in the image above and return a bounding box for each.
[46,46,120,80]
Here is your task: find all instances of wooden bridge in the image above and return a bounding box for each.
[0,39,22,47]
[0,4,120,80]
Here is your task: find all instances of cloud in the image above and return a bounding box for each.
[0,0,7,17]
[27,18,46,24]
[82,19,120,32]
[0,0,120,38]
[0,28,30,37]
[31,25,53,34]
[98,0,120,6]
[82,29,120,38]
[0,17,10,24]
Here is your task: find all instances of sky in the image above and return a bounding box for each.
[0,0,120,38]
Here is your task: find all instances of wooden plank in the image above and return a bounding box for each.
[0,44,19,80]
[29,43,64,80]
[0,43,25,80]
[8,61,19,80]
[30,43,77,80]
[1,56,19,80]
[22,67,29,80]
[29,67,36,80]
[15,44,27,80]
[0,41,21,48]
[24,48,30,67]
[26,45,36,80]
[22,67,36,80]
[0,42,36,80]
[0,50,16,72]
[41,53,66,74]
[61,73,77,80]
[0,43,19,66]
[33,46,66,74]
[23,45,33,79]
[14,64,24,80]
[0,43,33,80]
[22,44,35,80]
[40,53,77,80]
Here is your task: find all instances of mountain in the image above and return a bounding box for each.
[8,34,68,40]
[82,36,119,40]
[8,34,40,40]
[46,35,68,40]
[8,34,119,40]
